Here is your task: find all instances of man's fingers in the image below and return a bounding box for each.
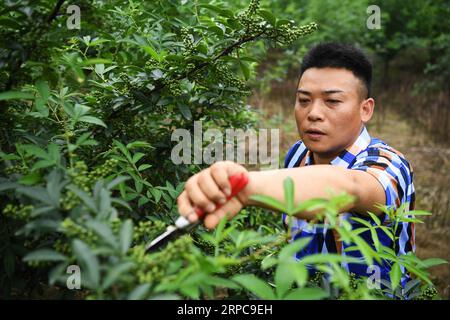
[203,197,243,229]
[210,162,232,196]
[185,176,216,213]
[198,170,227,205]
[177,191,198,223]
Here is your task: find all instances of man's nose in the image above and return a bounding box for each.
[307,100,325,122]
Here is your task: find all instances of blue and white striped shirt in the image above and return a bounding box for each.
[282,126,415,285]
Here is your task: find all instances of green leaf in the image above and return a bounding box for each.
[177,103,192,120]
[128,283,151,300]
[138,196,150,207]
[79,116,107,128]
[258,9,276,26]
[72,239,100,288]
[23,249,67,262]
[292,263,308,287]
[261,254,278,270]
[408,210,432,216]
[239,60,250,81]
[390,262,402,291]
[279,237,311,261]
[86,220,117,249]
[418,258,448,269]
[180,284,200,299]
[141,45,161,61]
[16,186,54,207]
[276,19,292,28]
[232,274,275,299]
[208,25,225,36]
[48,143,60,163]
[119,220,133,255]
[204,275,240,290]
[126,141,152,149]
[300,253,363,265]
[275,262,295,299]
[249,195,286,212]
[0,91,34,101]
[49,263,69,286]
[350,217,374,228]
[80,58,112,66]
[24,144,48,159]
[31,160,54,171]
[76,132,98,147]
[284,287,328,300]
[151,188,162,202]
[35,79,50,101]
[370,226,380,251]
[283,177,294,214]
[102,262,135,290]
[66,185,97,212]
[35,97,49,116]
[138,164,152,171]
[107,176,130,190]
[367,211,381,226]
[293,198,328,214]
[89,38,110,46]
[0,17,21,29]
[0,181,18,191]
[19,171,42,185]
[132,152,145,164]
[402,262,432,285]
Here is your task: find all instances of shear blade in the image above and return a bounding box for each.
[145,225,183,252]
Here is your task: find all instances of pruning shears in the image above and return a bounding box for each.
[145,172,249,253]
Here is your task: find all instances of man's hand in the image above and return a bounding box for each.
[177,161,251,229]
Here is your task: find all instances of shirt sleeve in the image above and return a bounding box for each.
[351,147,413,210]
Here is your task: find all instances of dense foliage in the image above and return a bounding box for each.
[0,0,446,299]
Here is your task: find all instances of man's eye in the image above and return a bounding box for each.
[298,99,310,104]
[327,99,341,104]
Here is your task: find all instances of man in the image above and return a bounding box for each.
[177,42,415,285]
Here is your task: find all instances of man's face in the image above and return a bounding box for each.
[294,67,373,160]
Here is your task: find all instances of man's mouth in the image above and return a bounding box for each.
[304,128,326,140]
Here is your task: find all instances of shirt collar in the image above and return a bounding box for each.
[304,125,372,167]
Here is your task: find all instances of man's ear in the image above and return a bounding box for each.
[360,98,375,123]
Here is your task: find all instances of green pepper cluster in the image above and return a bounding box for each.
[165,79,183,97]
[61,159,119,211]
[145,58,160,70]
[213,63,249,93]
[181,27,195,57]
[309,271,325,287]
[416,286,438,300]
[2,203,34,221]
[131,235,192,284]
[235,0,317,46]
[4,164,28,175]
[54,238,71,254]
[192,234,215,256]
[61,218,99,246]
[133,220,166,243]
[273,22,318,46]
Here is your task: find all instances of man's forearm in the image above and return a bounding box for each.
[243,165,359,220]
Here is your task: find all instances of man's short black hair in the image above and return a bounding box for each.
[299,42,372,99]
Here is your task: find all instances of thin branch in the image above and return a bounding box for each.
[47,0,66,23]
